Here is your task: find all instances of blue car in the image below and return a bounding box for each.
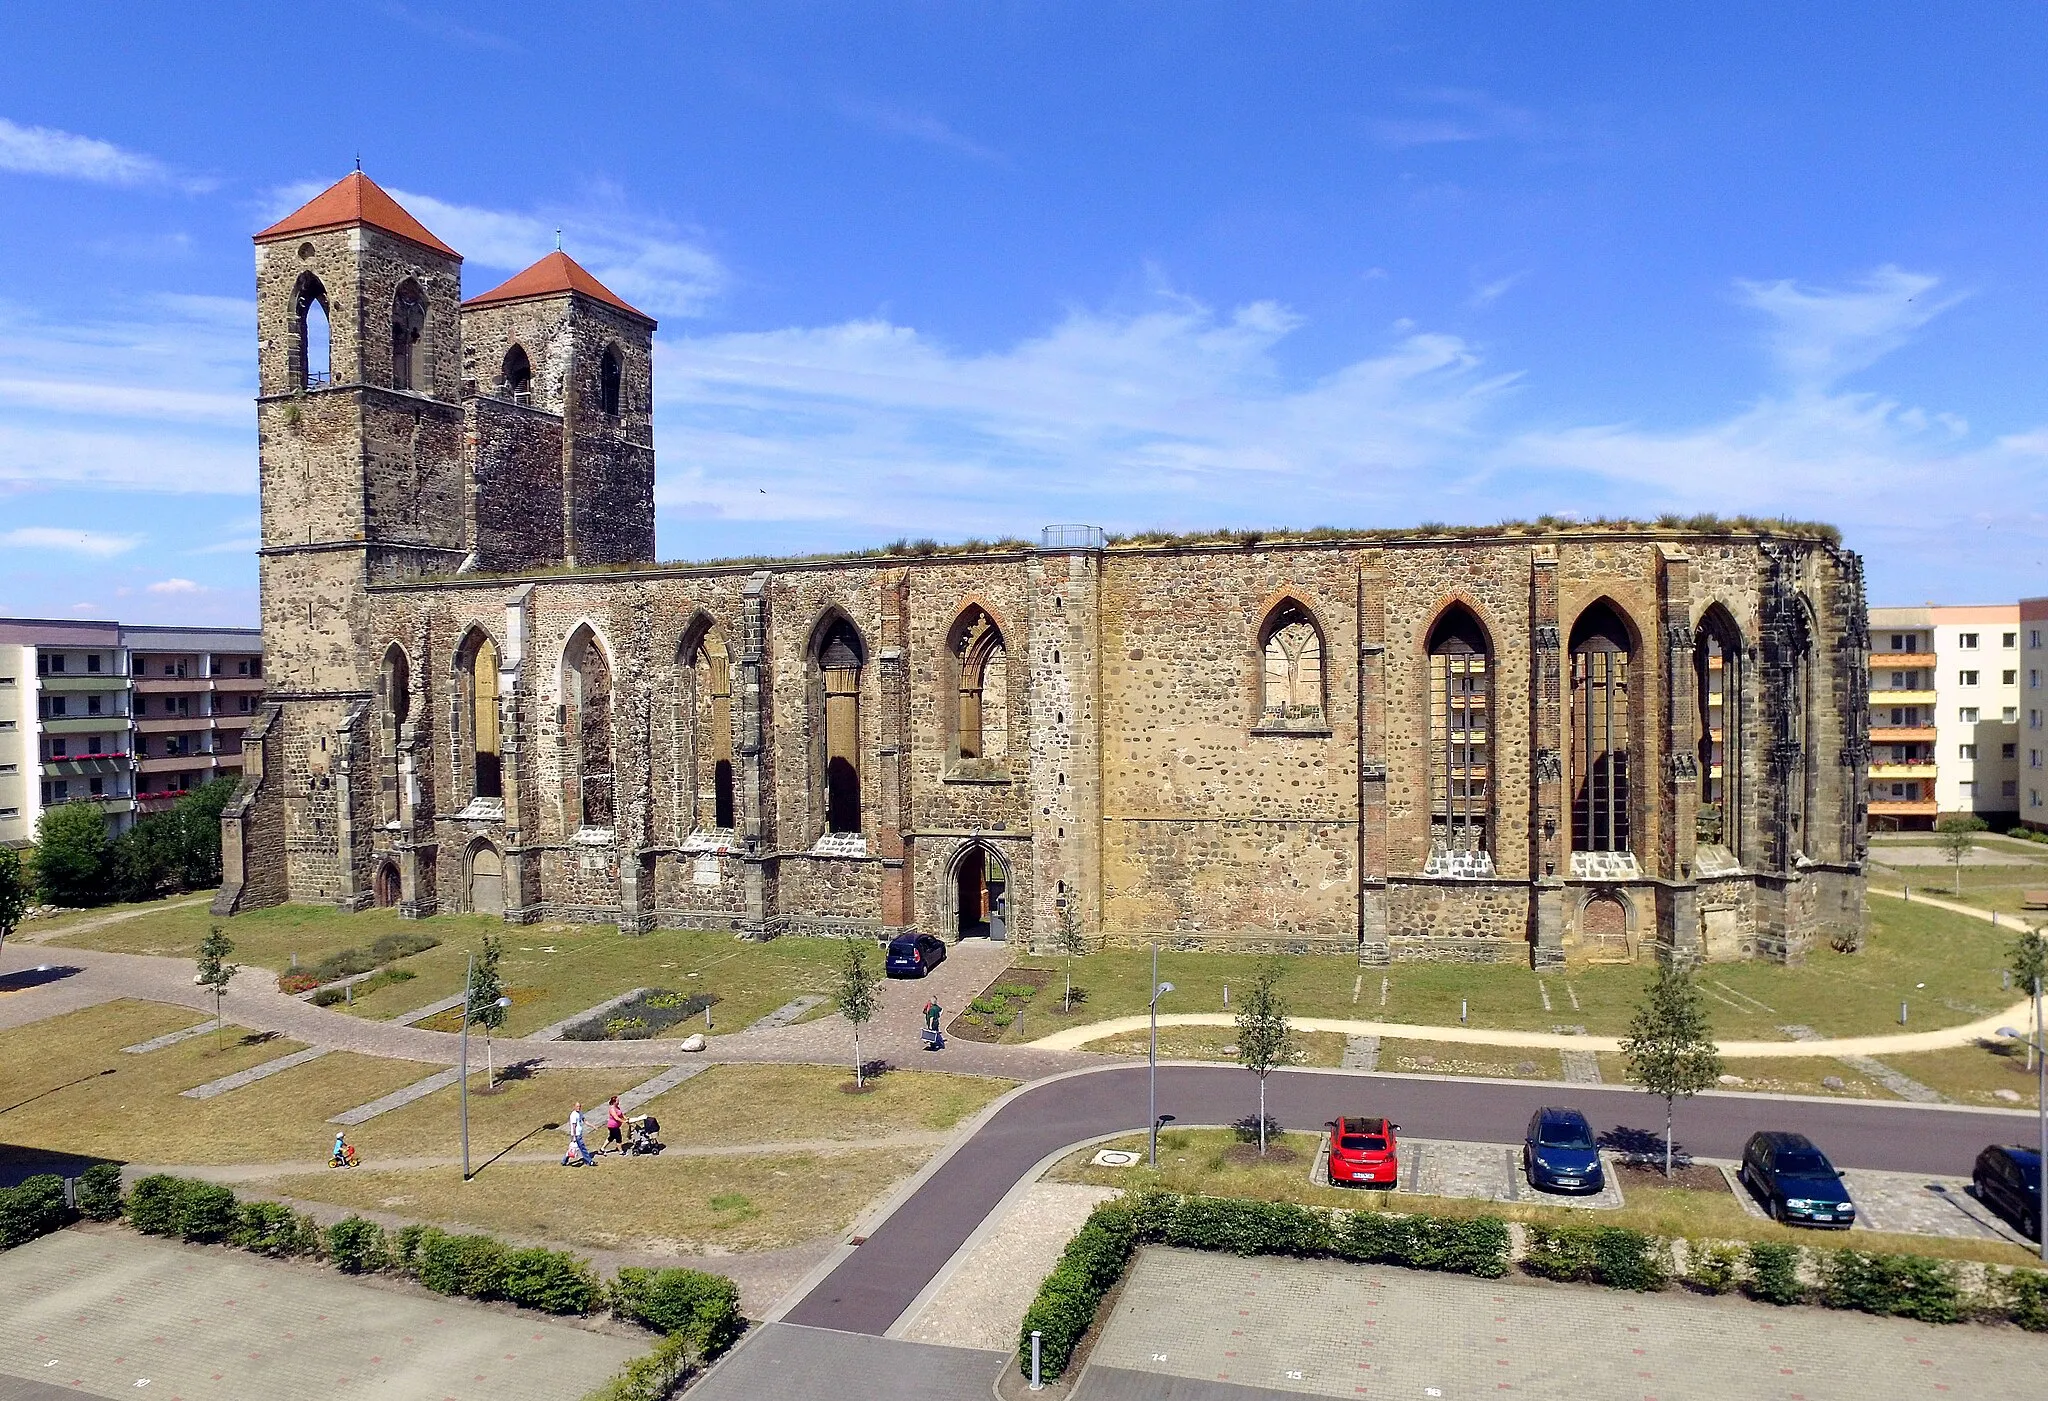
[885,932,948,978]
[1741,1131,1856,1229]
[1522,1107,1605,1194]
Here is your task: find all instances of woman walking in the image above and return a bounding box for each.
[604,1096,626,1155]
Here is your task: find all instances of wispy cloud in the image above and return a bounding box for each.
[1735,265,1966,389]
[834,97,1002,161]
[1367,89,1546,149]
[145,577,204,594]
[1468,270,1529,309]
[265,180,727,319]
[0,116,207,190]
[376,2,519,52]
[0,526,141,557]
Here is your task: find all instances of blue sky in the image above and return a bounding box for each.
[2,2,2045,625]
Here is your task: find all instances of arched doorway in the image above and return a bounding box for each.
[1581,893,1631,962]
[468,844,504,917]
[954,843,1008,942]
[372,859,401,909]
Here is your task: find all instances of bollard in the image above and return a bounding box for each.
[1900,1001,1908,1026]
[1223,984,1229,1007]
[1030,1330,1043,1391]
[1461,999,1468,1025]
[706,1003,712,1030]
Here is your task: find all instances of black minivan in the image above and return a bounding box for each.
[1971,1144,2043,1241]
[1739,1131,1856,1228]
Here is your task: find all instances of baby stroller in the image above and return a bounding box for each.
[625,1114,665,1156]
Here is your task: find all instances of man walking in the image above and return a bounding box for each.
[562,1101,595,1167]
[923,998,944,1051]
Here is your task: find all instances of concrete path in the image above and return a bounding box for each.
[688,1322,1005,1401]
[10,897,210,946]
[0,1228,639,1401]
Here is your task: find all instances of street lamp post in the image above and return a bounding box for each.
[1996,972,2047,1262]
[1147,942,1175,1168]
[459,950,514,1184]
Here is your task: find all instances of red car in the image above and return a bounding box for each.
[1327,1116,1399,1188]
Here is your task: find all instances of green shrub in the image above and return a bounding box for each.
[370,931,439,961]
[1686,1241,1742,1295]
[0,1174,70,1248]
[1521,1223,1600,1282]
[611,1267,743,1353]
[1336,1210,1510,1277]
[1160,1196,1333,1257]
[176,1181,238,1243]
[503,1247,601,1315]
[1999,1268,2048,1331]
[1017,1197,1141,1380]
[125,1174,188,1235]
[1520,1224,1662,1290]
[309,986,348,1007]
[77,1164,124,1221]
[583,1332,698,1401]
[325,1216,390,1274]
[307,947,378,983]
[232,1201,305,1256]
[1745,1241,1805,1305]
[1819,1249,1961,1324]
[413,1229,507,1298]
[393,1222,427,1269]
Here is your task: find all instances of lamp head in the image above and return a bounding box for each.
[1999,1027,2023,1039]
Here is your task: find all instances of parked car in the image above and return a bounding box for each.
[1971,1144,2043,1241]
[1739,1131,1857,1228]
[884,932,948,978]
[1522,1107,1605,1194]
[1326,1116,1399,1188]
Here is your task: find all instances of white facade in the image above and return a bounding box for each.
[1931,606,2021,823]
[2023,599,2048,831]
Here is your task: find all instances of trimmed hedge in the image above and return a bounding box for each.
[2001,1267,2048,1332]
[234,1201,319,1257]
[77,1163,124,1222]
[1523,1224,1667,1292]
[582,1332,698,1401]
[1339,1210,1510,1277]
[1685,1240,1742,1295]
[611,1267,743,1354]
[1745,1240,1805,1306]
[1820,1249,1962,1324]
[414,1229,509,1298]
[0,1174,70,1248]
[325,1216,390,1274]
[505,1247,602,1315]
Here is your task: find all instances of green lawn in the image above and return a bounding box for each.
[1016,897,2021,1045]
[1075,1025,1350,1067]
[1866,831,2048,918]
[1876,1041,2043,1110]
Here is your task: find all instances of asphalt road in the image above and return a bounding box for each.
[782,1063,2036,1336]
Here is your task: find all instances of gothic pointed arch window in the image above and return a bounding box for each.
[948,605,1008,764]
[563,626,614,829]
[598,344,623,417]
[1259,598,1325,726]
[1427,604,1493,871]
[813,615,864,835]
[377,643,411,826]
[1570,600,1635,853]
[680,617,735,831]
[501,344,533,405]
[391,280,427,392]
[292,274,330,389]
[1787,596,1819,856]
[457,629,501,801]
[1695,605,1744,857]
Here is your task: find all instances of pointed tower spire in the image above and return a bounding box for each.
[254,171,459,259]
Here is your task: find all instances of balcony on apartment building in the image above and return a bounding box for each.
[1871,652,1939,669]
[1869,797,1940,819]
[1870,687,1937,705]
[1869,762,1939,780]
[35,671,131,694]
[1870,724,1938,744]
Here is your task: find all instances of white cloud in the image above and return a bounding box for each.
[1367,89,1546,149]
[145,577,204,594]
[0,526,141,557]
[1735,265,1966,389]
[834,97,1002,161]
[0,116,203,190]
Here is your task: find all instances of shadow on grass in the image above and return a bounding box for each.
[0,1066,117,1117]
[469,1118,561,1179]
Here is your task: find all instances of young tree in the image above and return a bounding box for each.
[2010,924,2048,1072]
[466,933,508,1086]
[1054,898,1087,1011]
[1235,963,1293,1155]
[0,847,29,958]
[1934,814,1988,896]
[1621,963,1723,1178]
[34,801,110,908]
[195,925,240,1051]
[836,939,880,1088]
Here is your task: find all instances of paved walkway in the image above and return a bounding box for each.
[689,1323,1005,1401]
[1085,1245,2048,1400]
[0,1228,639,1401]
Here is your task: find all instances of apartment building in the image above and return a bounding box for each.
[2023,598,2048,832]
[1867,604,2021,830]
[0,618,261,849]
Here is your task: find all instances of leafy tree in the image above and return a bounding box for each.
[1234,963,1293,1155]
[0,847,29,957]
[1621,963,1722,1177]
[1934,814,1988,896]
[172,778,235,890]
[2010,925,2048,1072]
[466,933,508,1086]
[195,925,240,1050]
[1053,898,1087,1011]
[108,813,178,903]
[836,939,880,1088]
[34,801,110,907]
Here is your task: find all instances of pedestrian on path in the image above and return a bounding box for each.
[562,1102,595,1167]
[604,1096,625,1155]
[923,998,944,1051]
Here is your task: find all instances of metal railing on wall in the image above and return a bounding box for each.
[1040,524,1106,551]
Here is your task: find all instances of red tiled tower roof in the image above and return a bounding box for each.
[464,250,654,326]
[253,171,460,259]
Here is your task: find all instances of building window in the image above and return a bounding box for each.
[2003,780,2019,798]
[1960,743,1977,760]
[814,614,865,835]
[47,697,65,718]
[680,618,735,831]
[459,629,502,800]
[238,695,252,714]
[2006,707,2020,724]
[86,653,100,673]
[50,739,66,759]
[1570,599,1634,853]
[391,280,427,392]
[0,808,16,820]
[293,273,331,388]
[564,626,615,828]
[1429,604,1492,859]
[1890,633,1908,652]
[1961,707,1980,724]
[1259,598,1325,725]
[948,605,1009,763]
[2004,632,2019,648]
[2004,743,2017,760]
[1960,670,1979,687]
[2032,670,2041,689]
[2005,670,2019,686]
[501,344,533,404]
[2033,630,2043,649]
[1959,780,1977,798]
[2033,750,2043,768]
[598,345,623,417]
[1960,632,1979,649]
[49,654,65,673]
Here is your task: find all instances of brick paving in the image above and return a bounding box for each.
[898,1181,1117,1349]
[0,1229,639,1401]
[178,1046,330,1100]
[121,1019,221,1054]
[1339,1036,1378,1071]
[1089,1245,2048,1400]
[327,1066,461,1125]
[617,1060,710,1110]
